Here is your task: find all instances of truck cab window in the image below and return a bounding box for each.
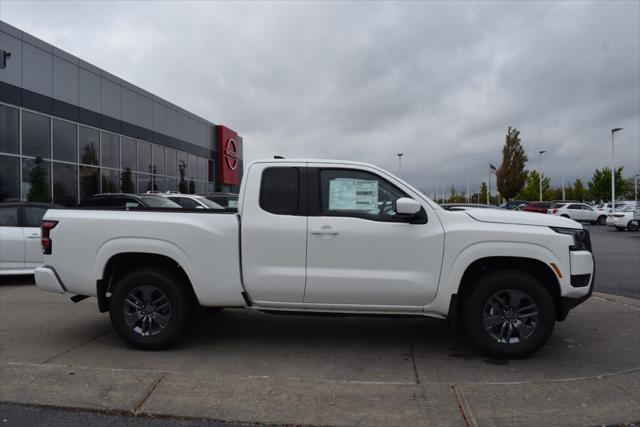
[260,167,299,215]
[319,169,409,222]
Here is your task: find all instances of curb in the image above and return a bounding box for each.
[593,292,640,309]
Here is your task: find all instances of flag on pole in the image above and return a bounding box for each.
[489,164,497,172]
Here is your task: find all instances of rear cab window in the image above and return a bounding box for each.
[259,167,300,215]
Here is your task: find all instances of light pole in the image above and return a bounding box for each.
[467,177,470,204]
[610,128,623,211]
[562,176,565,201]
[634,174,638,206]
[397,153,403,175]
[539,150,546,202]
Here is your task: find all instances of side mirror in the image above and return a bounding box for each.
[125,202,139,209]
[196,205,205,209]
[395,197,421,216]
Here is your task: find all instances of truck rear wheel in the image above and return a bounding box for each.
[109,268,192,350]
[461,270,555,358]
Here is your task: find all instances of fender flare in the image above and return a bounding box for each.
[94,237,196,287]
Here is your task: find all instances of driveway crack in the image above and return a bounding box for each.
[134,372,168,414]
[404,320,420,385]
[41,330,111,364]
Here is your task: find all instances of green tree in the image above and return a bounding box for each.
[496,127,528,201]
[587,167,626,202]
[573,179,585,202]
[480,182,488,204]
[121,167,135,193]
[27,157,50,202]
[515,170,551,201]
[178,161,188,193]
[447,185,465,203]
[81,142,98,165]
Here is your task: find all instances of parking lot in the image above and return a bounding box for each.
[0,226,639,426]
[586,224,640,299]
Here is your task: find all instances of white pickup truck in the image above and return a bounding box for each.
[35,159,594,358]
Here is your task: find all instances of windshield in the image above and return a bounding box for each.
[140,196,182,208]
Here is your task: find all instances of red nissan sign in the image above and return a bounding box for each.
[216,125,241,185]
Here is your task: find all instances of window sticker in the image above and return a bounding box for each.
[329,178,379,211]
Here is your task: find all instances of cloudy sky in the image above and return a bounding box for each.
[2,0,638,194]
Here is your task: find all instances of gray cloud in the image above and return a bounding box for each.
[2,0,638,194]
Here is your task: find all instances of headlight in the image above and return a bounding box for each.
[550,227,592,251]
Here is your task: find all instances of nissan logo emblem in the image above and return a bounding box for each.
[224,138,238,170]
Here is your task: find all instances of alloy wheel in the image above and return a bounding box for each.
[482,289,539,344]
[123,285,171,336]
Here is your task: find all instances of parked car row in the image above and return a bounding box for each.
[442,200,640,231]
[0,191,239,276]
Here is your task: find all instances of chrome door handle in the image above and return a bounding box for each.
[311,228,339,235]
[27,234,40,239]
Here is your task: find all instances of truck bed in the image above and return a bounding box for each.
[41,208,246,307]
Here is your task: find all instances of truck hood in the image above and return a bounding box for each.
[464,208,582,228]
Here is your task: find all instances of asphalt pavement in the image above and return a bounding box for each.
[0,224,638,426]
[586,224,640,299]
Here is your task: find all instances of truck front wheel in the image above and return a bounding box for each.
[109,268,192,350]
[461,270,556,358]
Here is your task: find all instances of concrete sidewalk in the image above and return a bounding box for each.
[1,283,639,426]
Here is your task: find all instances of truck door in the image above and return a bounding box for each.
[304,166,445,307]
[240,163,308,302]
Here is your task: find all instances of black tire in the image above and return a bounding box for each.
[597,215,606,225]
[109,268,192,350]
[461,270,556,359]
[629,221,639,232]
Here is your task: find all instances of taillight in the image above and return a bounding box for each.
[41,220,58,255]
[552,209,558,214]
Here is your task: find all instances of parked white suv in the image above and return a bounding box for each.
[0,202,57,275]
[606,206,638,231]
[549,203,600,224]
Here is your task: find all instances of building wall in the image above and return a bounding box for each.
[0,20,242,204]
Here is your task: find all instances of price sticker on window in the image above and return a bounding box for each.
[329,178,379,211]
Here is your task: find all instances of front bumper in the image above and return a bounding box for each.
[34,266,67,294]
[558,252,595,320]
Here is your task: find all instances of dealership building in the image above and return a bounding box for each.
[0,20,243,206]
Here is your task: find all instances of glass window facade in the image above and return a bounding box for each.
[0,102,217,206]
[80,166,100,201]
[121,137,136,172]
[0,155,20,202]
[138,141,152,175]
[152,145,165,176]
[166,149,177,177]
[137,173,152,193]
[22,111,51,159]
[22,158,51,202]
[79,126,100,166]
[101,168,120,193]
[53,119,77,162]
[188,154,198,182]
[53,163,78,207]
[0,105,20,155]
[198,157,207,181]
[101,132,120,169]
